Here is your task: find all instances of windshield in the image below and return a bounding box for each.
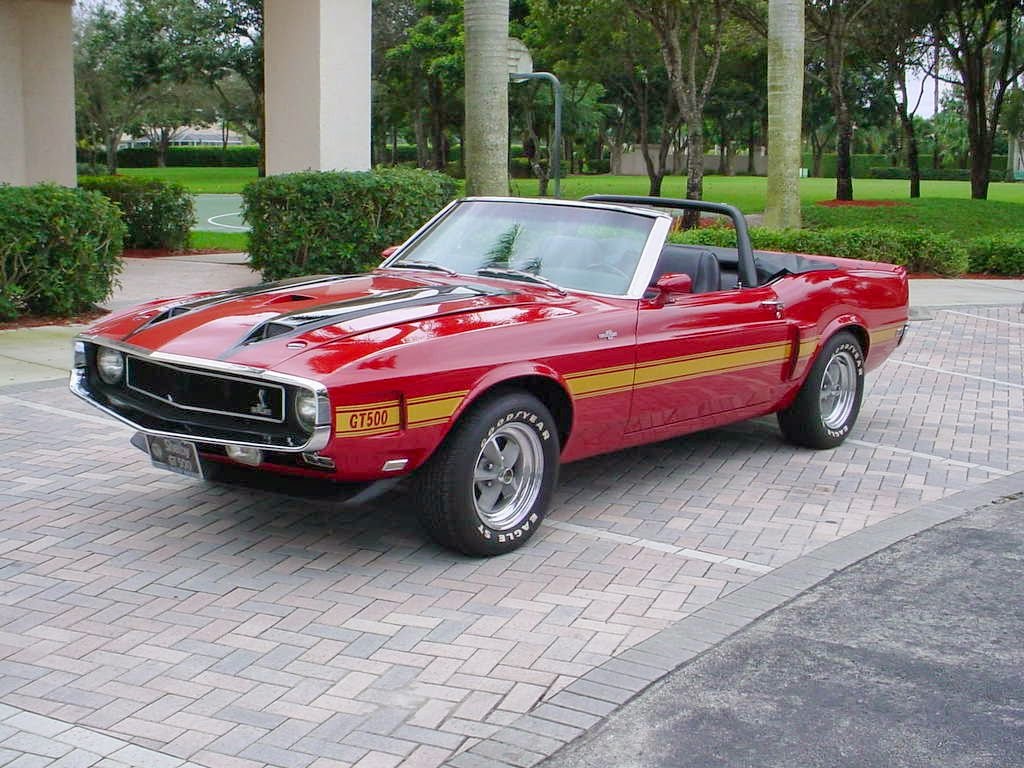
[390,200,657,295]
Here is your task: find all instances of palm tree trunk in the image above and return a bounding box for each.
[765,0,805,229]
[464,0,510,196]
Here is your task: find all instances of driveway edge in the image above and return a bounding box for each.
[446,470,1024,768]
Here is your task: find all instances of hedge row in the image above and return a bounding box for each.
[79,176,194,250]
[867,167,978,181]
[968,234,1024,275]
[242,168,457,280]
[802,153,1007,178]
[672,225,970,276]
[0,184,124,321]
[77,145,261,168]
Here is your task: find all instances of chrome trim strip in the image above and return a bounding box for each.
[627,215,674,299]
[126,357,287,425]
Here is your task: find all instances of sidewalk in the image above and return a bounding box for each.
[0,253,258,387]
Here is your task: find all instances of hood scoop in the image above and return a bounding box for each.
[131,274,350,335]
[240,284,506,346]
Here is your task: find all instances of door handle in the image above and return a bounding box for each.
[761,299,785,318]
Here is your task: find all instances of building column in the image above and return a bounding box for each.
[1011,133,1024,181]
[263,0,371,175]
[0,0,76,186]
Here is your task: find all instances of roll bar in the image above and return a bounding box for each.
[582,195,758,290]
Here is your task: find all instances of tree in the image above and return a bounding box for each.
[627,0,731,221]
[74,2,174,174]
[135,81,219,166]
[386,0,464,171]
[934,0,1024,199]
[168,0,265,173]
[805,0,877,201]
[526,0,678,195]
[464,0,510,195]
[765,0,804,228]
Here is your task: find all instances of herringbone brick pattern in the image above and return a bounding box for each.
[0,306,1020,767]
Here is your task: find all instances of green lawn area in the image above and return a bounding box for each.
[119,166,1024,245]
[189,230,248,251]
[119,166,258,194]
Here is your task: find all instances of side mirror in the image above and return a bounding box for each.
[653,272,692,303]
[381,245,400,261]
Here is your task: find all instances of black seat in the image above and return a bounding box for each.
[650,245,722,293]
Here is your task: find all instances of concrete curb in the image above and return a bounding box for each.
[446,470,1024,768]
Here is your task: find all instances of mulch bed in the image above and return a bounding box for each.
[816,199,906,208]
[0,308,109,332]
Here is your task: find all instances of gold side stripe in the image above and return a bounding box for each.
[635,344,788,387]
[407,389,469,405]
[335,400,400,414]
[408,394,464,425]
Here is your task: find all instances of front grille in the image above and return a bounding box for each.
[126,357,286,424]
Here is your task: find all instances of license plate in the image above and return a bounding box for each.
[146,435,205,479]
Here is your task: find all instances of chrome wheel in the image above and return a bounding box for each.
[819,350,858,430]
[473,423,544,531]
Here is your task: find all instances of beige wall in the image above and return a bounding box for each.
[264,0,371,175]
[0,0,76,186]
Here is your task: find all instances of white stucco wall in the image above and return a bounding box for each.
[0,0,76,186]
[264,0,371,175]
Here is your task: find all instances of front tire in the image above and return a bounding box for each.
[778,331,864,449]
[416,391,559,556]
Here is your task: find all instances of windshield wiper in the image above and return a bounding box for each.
[388,260,460,276]
[476,267,567,295]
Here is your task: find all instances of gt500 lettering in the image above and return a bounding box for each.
[335,400,402,437]
[350,409,390,430]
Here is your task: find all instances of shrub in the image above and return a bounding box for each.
[242,168,457,280]
[79,176,194,250]
[77,145,261,168]
[967,234,1024,275]
[0,184,125,321]
[672,225,969,276]
[582,158,611,175]
[867,166,976,182]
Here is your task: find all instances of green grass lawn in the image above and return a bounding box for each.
[118,166,1024,245]
[189,230,248,251]
[119,166,258,194]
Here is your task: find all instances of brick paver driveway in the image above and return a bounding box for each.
[1,305,1022,768]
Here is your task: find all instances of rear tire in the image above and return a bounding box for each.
[415,391,559,556]
[778,331,864,449]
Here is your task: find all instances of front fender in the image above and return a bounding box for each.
[451,361,573,426]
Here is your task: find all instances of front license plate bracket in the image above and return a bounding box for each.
[146,435,205,479]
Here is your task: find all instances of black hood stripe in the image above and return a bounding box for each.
[127,275,358,338]
[221,283,511,357]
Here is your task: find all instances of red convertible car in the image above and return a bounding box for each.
[72,196,909,555]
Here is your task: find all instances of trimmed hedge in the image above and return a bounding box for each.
[79,176,194,250]
[867,166,977,181]
[803,153,1007,178]
[671,225,969,276]
[76,145,261,168]
[242,168,457,280]
[0,184,125,321]
[967,234,1024,275]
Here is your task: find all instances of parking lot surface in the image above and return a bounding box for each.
[1,303,1022,767]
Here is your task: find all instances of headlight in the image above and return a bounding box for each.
[73,341,86,369]
[295,389,319,430]
[96,347,125,385]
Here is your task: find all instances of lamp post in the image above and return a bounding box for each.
[510,72,563,198]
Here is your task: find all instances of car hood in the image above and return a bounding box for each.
[88,271,551,368]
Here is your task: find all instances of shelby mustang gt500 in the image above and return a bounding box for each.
[72,195,909,555]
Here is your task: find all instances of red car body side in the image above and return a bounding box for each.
[78,256,908,483]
